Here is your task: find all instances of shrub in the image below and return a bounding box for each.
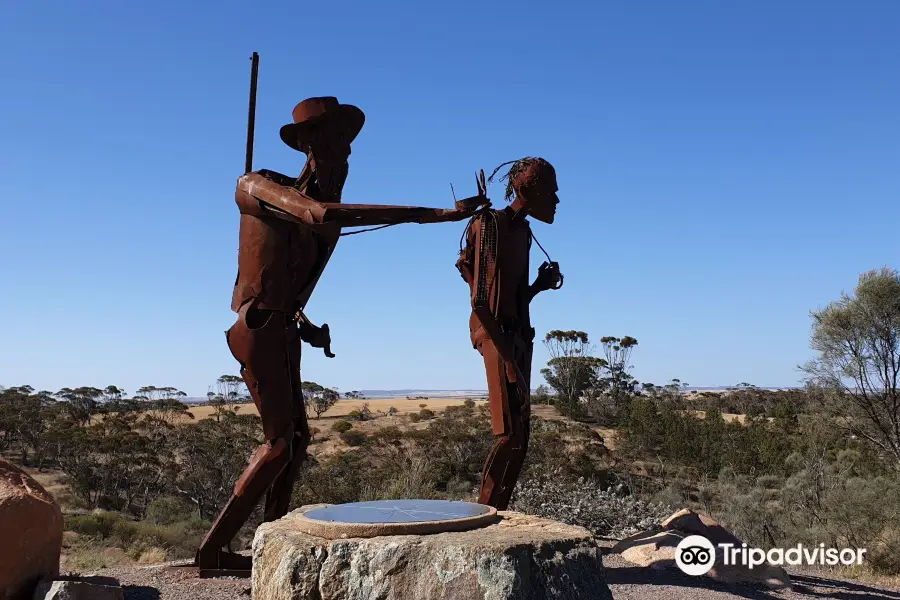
[65,510,211,560]
[331,420,352,433]
[511,472,672,538]
[145,496,195,525]
[340,430,367,447]
[418,408,436,420]
[408,413,422,423]
[388,407,398,416]
[463,399,475,409]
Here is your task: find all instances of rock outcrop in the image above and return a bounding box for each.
[33,580,124,600]
[252,507,613,600]
[611,508,791,590]
[0,459,64,600]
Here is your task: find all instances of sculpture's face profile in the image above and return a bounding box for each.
[299,123,352,202]
[517,162,560,224]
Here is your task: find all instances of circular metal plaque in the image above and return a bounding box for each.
[291,500,499,538]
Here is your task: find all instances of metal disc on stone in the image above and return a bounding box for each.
[291,500,499,538]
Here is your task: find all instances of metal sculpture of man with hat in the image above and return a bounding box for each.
[456,157,563,510]
[194,96,487,574]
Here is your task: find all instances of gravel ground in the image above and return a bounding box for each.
[601,547,900,600]
[86,562,250,600]
[85,549,900,600]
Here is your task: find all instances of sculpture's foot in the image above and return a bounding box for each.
[195,549,252,578]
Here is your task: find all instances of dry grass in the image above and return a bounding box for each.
[137,548,167,564]
[25,468,80,511]
[185,397,488,421]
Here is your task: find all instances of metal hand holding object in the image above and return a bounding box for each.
[540,261,564,290]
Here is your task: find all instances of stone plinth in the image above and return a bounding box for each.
[252,505,613,600]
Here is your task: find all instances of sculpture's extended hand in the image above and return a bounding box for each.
[298,320,335,358]
[418,201,490,224]
[240,172,495,228]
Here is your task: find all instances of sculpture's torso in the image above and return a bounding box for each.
[231,184,340,314]
[465,208,533,341]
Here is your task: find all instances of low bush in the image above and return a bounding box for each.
[65,510,211,560]
[340,430,367,447]
[511,472,672,538]
[145,496,195,525]
[331,420,352,433]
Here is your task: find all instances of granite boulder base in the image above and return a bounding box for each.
[0,459,63,600]
[252,504,613,600]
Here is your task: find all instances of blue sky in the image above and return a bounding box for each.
[1,1,898,397]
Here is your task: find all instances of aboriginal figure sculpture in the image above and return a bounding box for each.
[195,96,486,573]
[456,157,563,510]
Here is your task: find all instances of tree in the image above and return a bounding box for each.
[55,386,103,424]
[302,382,339,419]
[800,267,900,467]
[101,386,126,403]
[171,412,260,519]
[533,385,551,404]
[595,336,639,410]
[133,386,191,423]
[540,331,603,416]
[207,374,249,421]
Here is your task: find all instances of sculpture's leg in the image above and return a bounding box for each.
[477,338,530,510]
[263,328,311,521]
[195,304,296,573]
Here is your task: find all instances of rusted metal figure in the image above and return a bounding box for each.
[195,97,486,574]
[456,157,562,510]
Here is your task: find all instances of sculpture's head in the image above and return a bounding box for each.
[280,97,365,202]
[490,157,559,224]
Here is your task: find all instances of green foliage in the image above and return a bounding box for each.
[207,374,249,420]
[532,385,551,405]
[170,412,260,520]
[418,408,436,420]
[302,382,339,419]
[618,396,793,478]
[145,496,196,526]
[331,420,353,433]
[65,510,211,560]
[709,456,900,575]
[540,330,641,424]
[801,266,900,467]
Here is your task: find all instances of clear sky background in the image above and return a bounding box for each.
[1,1,898,397]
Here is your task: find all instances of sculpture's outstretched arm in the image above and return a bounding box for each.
[237,172,488,227]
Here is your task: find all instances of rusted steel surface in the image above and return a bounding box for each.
[195,95,488,573]
[456,157,562,511]
[238,170,485,226]
[245,52,258,174]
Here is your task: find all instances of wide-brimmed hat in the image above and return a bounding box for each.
[279,97,365,151]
